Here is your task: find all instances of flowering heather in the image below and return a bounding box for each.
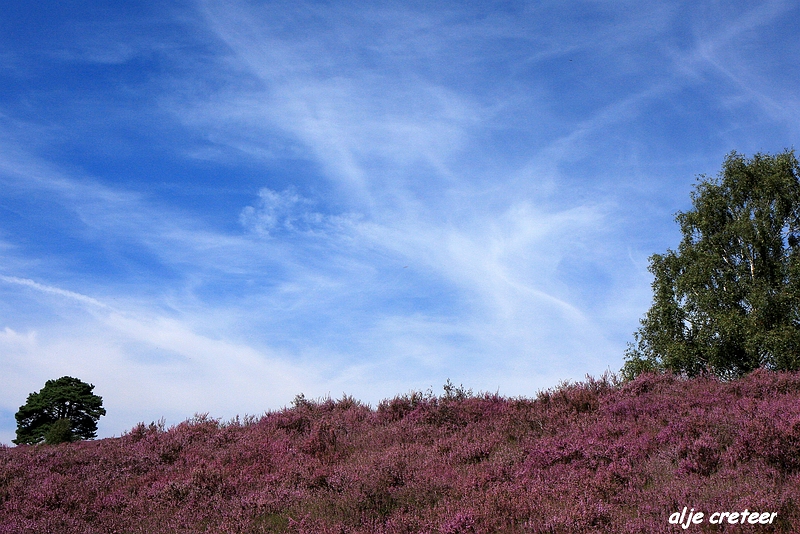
[1,371,799,533]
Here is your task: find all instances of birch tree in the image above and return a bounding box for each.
[624,151,800,379]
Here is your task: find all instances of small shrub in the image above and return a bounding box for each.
[44,418,74,445]
[678,434,721,476]
[301,421,337,459]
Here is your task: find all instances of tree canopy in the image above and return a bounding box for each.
[624,150,800,380]
[14,376,106,445]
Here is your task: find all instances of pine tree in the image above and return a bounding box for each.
[14,376,106,445]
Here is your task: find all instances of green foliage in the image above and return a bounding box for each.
[625,150,800,380]
[13,376,106,445]
[253,512,290,533]
[44,418,74,445]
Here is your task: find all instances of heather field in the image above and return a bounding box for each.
[1,371,800,533]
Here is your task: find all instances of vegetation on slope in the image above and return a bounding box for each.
[1,371,799,533]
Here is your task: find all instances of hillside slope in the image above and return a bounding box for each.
[1,371,799,533]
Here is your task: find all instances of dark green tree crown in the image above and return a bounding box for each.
[14,376,106,445]
[624,150,800,380]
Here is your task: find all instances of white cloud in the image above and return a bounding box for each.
[239,187,359,237]
[0,280,325,446]
[0,275,109,309]
[662,0,800,131]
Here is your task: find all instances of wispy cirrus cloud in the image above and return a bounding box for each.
[0,272,325,444]
[240,187,360,237]
[0,275,108,309]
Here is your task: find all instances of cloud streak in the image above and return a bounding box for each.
[0,275,109,309]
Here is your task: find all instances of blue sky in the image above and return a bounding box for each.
[1,0,799,444]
